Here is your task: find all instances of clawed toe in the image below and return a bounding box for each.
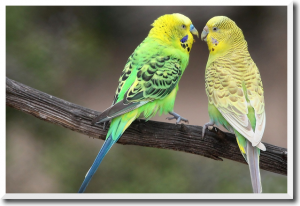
[177,117,189,124]
[167,111,189,124]
[202,121,214,140]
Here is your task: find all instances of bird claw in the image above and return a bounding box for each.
[167,112,189,124]
[202,121,214,140]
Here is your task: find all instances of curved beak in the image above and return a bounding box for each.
[201,25,209,41]
[190,24,199,38]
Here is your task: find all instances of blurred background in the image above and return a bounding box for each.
[6,6,287,193]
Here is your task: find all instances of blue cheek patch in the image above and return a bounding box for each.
[211,37,219,45]
[180,35,188,43]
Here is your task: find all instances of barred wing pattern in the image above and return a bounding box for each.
[93,41,182,124]
[205,52,265,150]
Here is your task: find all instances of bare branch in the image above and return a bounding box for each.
[6,77,287,176]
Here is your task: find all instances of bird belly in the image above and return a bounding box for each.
[138,87,178,120]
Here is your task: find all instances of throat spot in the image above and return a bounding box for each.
[180,35,191,52]
[211,37,219,46]
[181,43,191,52]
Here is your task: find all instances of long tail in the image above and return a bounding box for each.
[236,131,262,193]
[78,111,138,193]
[246,140,262,193]
[78,135,116,193]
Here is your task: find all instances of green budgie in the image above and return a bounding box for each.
[201,16,266,193]
[78,13,199,193]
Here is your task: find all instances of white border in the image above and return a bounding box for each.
[1,1,294,6]
[2,193,293,199]
[286,1,294,200]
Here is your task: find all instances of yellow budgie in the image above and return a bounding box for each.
[201,16,266,193]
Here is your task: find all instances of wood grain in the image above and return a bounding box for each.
[6,77,287,175]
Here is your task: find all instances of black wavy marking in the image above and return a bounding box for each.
[124,55,182,103]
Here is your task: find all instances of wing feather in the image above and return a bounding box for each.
[124,55,181,103]
[206,59,265,150]
[92,101,148,124]
[246,62,266,147]
[93,40,183,124]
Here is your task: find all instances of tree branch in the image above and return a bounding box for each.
[6,77,287,176]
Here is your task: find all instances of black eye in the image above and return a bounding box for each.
[182,24,186,29]
[213,27,218,31]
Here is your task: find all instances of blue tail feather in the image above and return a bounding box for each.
[78,135,116,193]
[78,112,137,192]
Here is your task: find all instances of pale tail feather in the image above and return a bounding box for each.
[246,140,262,193]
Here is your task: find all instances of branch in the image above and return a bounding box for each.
[6,77,287,176]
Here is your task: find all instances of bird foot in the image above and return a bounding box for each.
[166,111,189,124]
[202,121,214,140]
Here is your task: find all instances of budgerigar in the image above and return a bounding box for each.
[201,16,266,193]
[78,13,199,193]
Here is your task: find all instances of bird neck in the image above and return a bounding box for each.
[148,26,174,45]
[207,38,248,66]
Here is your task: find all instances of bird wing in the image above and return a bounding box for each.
[205,60,265,150]
[93,45,182,124]
[244,62,266,147]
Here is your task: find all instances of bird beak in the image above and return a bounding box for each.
[201,25,209,41]
[190,24,199,38]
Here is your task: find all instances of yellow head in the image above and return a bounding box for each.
[201,16,246,55]
[149,13,199,54]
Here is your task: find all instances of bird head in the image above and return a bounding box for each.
[201,16,245,54]
[149,13,199,53]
